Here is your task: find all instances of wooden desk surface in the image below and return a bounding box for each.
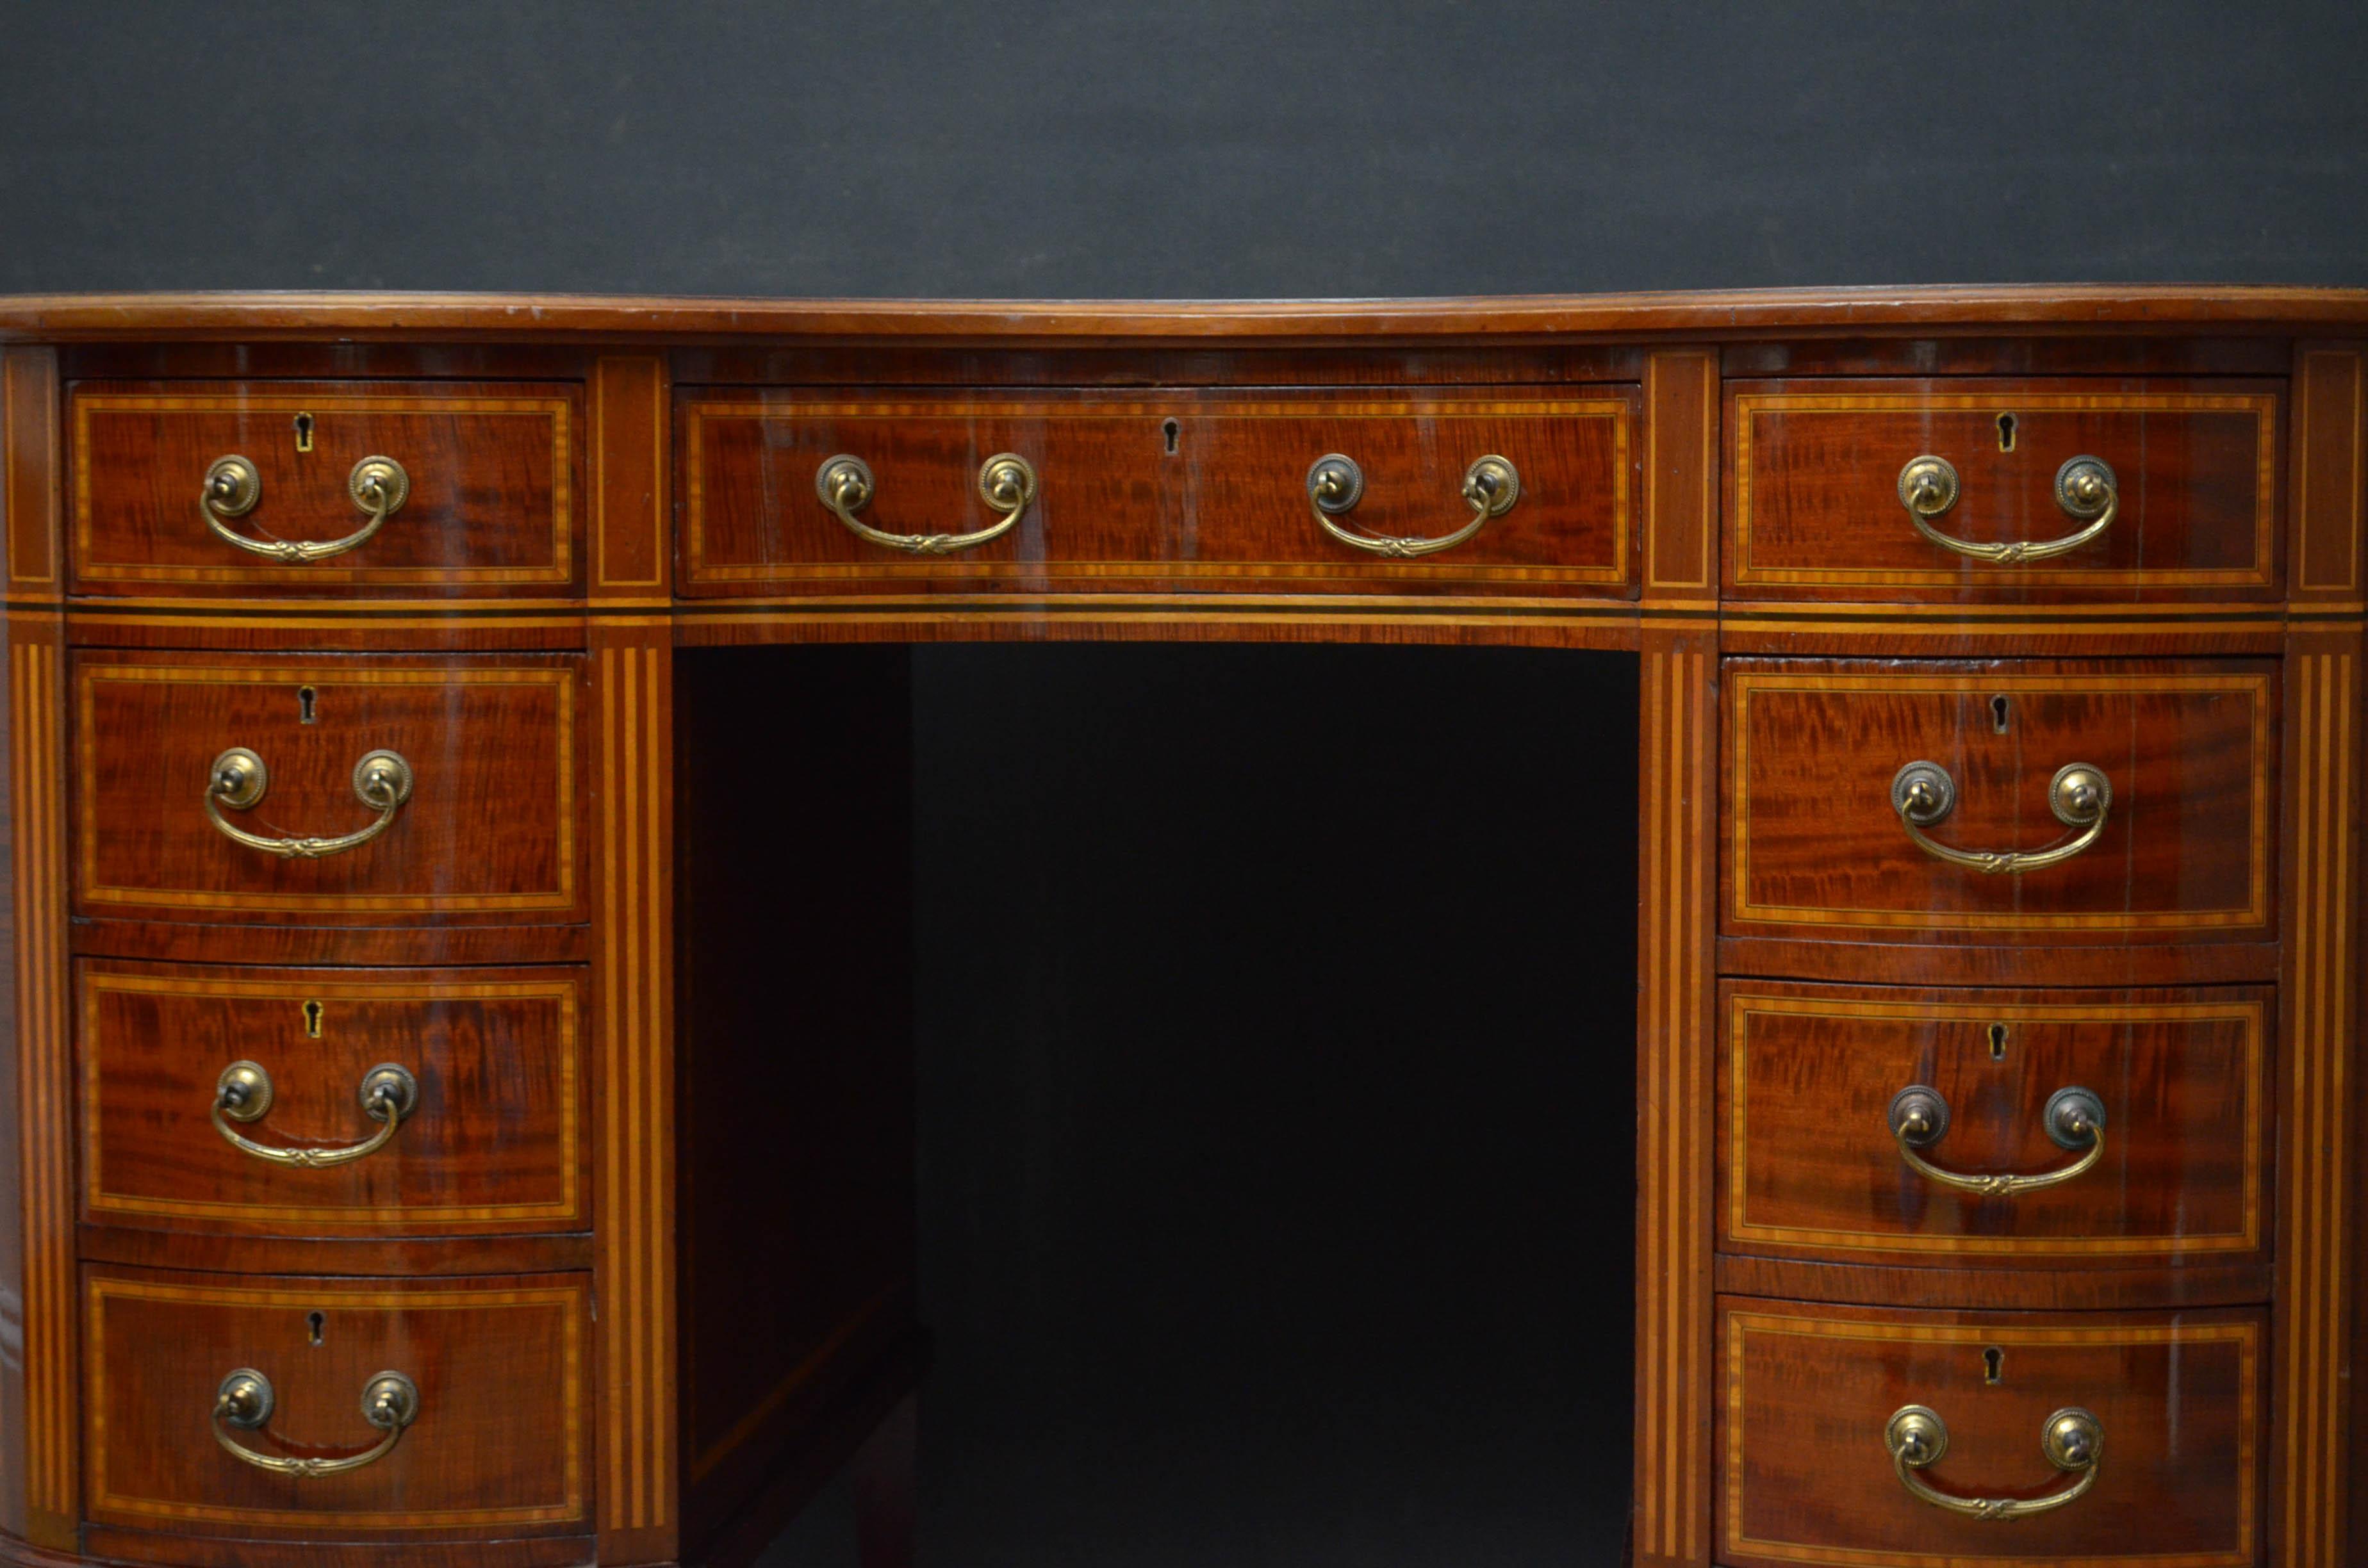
[0,287,2358,1568]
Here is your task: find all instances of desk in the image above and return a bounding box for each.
[0,287,2359,1567]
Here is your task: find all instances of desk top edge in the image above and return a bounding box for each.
[4,284,2368,342]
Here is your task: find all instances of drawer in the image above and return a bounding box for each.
[70,380,582,594]
[84,1266,589,1537]
[1723,659,2276,945]
[677,388,1638,594]
[1726,378,2282,600]
[74,651,586,925]
[1719,981,2269,1268]
[1719,1298,2261,1568]
[80,961,586,1237]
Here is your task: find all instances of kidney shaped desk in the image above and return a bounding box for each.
[0,287,2360,1568]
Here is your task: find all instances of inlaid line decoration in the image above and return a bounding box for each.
[1637,645,1711,1565]
[2277,649,2355,1568]
[70,393,574,585]
[12,638,73,1521]
[680,396,1635,587]
[598,639,675,1534]
[1731,391,2280,589]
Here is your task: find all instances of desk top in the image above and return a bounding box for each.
[3,284,2368,341]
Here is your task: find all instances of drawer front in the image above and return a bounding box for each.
[81,962,586,1236]
[70,380,582,594]
[1720,1299,2261,1568]
[1719,981,2269,1265]
[85,1266,589,1536]
[678,388,1638,594]
[1723,660,2276,943]
[1726,379,2282,600]
[74,652,585,924]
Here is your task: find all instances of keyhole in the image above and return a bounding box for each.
[1990,694,2010,733]
[1984,1346,2004,1384]
[1989,1022,2009,1061]
[1161,418,1180,456]
[308,1311,326,1346]
[293,412,315,453]
[302,1000,324,1038]
[298,685,318,724]
[1996,412,2016,452]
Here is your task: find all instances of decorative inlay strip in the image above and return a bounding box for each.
[596,637,675,1537]
[10,636,72,1524]
[2278,648,2356,1568]
[1637,643,1712,1565]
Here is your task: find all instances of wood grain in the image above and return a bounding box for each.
[1636,637,1716,1568]
[1719,1298,2262,1568]
[2274,635,2360,1568]
[1719,981,2270,1270]
[6,616,75,1551]
[678,388,1638,596]
[78,961,586,1238]
[1727,380,2282,600]
[81,1266,588,1539]
[1723,660,2278,947]
[70,382,581,595]
[589,621,677,1564]
[5,284,2368,341]
[72,650,586,925]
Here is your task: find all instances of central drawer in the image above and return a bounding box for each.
[79,961,587,1237]
[72,651,587,926]
[1723,658,2277,947]
[83,1266,590,1539]
[676,387,1640,594]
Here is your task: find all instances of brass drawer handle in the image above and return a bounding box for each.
[1306,453,1519,558]
[1889,760,2110,874]
[1897,453,2117,564]
[1886,1084,2105,1196]
[1885,1404,2101,1521]
[206,746,415,860]
[214,1368,418,1478]
[213,1060,418,1169]
[815,452,1037,554]
[203,454,410,564]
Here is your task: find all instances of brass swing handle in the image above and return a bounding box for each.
[1886,1084,2106,1196]
[815,453,1037,554]
[204,454,411,564]
[215,1369,419,1478]
[1897,454,2117,564]
[206,747,415,860]
[1306,453,1520,558]
[213,1060,418,1169]
[1885,1405,2101,1521]
[1889,760,2110,874]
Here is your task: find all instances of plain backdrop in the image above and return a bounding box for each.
[0,1,2362,297]
[8,4,2360,1565]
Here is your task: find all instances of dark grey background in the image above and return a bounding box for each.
[13,6,2356,1565]
[1,1,2362,298]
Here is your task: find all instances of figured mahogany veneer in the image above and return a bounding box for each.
[1723,658,2278,951]
[81,1267,591,1545]
[1726,378,2284,601]
[0,291,2358,1568]
[70,381,581,596]
[1719,981,2271,1270]
[1718,1298,2264,1568]
[70,651,587,928]
[78,962,586,1238]
[677,388,1639,596]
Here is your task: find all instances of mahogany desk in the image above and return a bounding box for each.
[0,287,2360,1567]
